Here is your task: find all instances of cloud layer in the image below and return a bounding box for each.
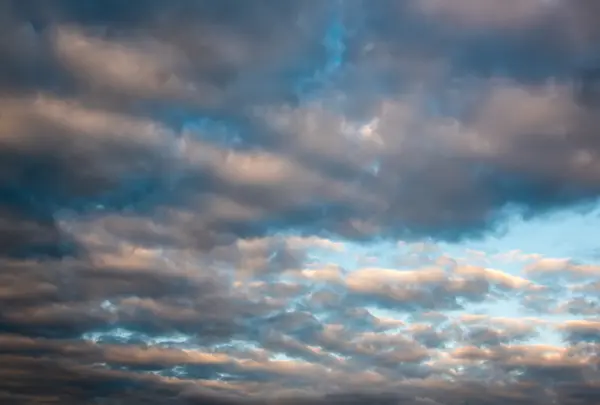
[2,0,600,404]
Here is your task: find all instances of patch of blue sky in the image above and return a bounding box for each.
[442,200,600,263]
[321,1,346,78]
[213,340,263,353]
[269,352,302,362]
[438,202,600,345]
[181,117,243,147]
[366,307,412,327]
[82,328,137,344]
[269,199,600,349]
[82,328,192,347]
[294,0,347,102]
[303,239,402,276]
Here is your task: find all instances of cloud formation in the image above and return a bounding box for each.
[2,0,600,404]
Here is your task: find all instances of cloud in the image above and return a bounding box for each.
[558,320,600,344]
[52,27,204,100]
[2,0,600,404]
[414,0,558,30]
[343,264,535,311]
[2,235,595,403]
[525,257,600,281]
[5,5,600,245]
[251,80,600,240]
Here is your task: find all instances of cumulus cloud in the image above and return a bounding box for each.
[52,27,203,100]
[525,257,600,281]
[2,0,600,404]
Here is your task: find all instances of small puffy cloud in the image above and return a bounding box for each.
[524,257,600,281]
[557,320,600,344]
[556,297,600,316]
[345,264,533,311]
[455,314,543,346]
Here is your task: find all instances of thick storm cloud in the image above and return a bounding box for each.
[2,0,600,404]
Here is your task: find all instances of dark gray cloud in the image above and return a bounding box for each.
[3,0,600,247]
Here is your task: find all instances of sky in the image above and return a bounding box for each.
[2,0,600,404]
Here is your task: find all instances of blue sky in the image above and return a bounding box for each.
[1,1,600,404]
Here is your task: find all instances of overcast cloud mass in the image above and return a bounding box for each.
[2,0,600,404]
